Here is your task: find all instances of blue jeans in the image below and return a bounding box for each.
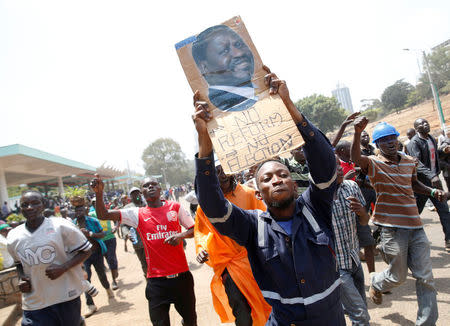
[339,262,370,326]
[372,227,438,326]
[416,193,450,242]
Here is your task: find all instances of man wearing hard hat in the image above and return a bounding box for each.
[351,118,448,325]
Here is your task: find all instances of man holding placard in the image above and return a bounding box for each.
[193,67,344,326]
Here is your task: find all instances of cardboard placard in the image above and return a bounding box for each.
[175,16,303,174]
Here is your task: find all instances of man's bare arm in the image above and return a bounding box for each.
[351,116,370,173]
[90,174,121,221]
[45,249,91,280]
[411,173,449,201]
[193,91,214,159]
[331,112,360,147]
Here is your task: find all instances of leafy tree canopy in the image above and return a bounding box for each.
[381,79,414,113]
[294,94,348,134]
[425,47,450,91]
[142,138,193,187]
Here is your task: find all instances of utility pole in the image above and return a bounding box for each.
[403,48,446,131]
[422,50,446,131]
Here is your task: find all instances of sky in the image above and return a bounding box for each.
[1,0,449,174]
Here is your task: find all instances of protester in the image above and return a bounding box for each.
[193,67,344,325]
[355,130,377,274]
[404,128,416,150]
[43,208,54,218]
[89,198,119,289]
[2,201,10,219]
[280,146,310,195]
[438,129,450,190]
[195,163,271,326]
[71,197,113,318]
[335,140,357,181]
[124,187,148,277]
[351,118,446,325]
[99,218,119,289]
[6,190,92,326]
[184,190,199,217]
[331,156,370,325]
[60,208,71,221]
[91,176,197,326]
[407,118,450,252]
[120,189,141,252]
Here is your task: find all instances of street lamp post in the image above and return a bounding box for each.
[403,48,446,131]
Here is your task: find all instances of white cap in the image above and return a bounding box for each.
[129,187,141,196]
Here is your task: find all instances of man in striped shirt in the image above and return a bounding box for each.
[331,156,370,325]
[352,118,449,326]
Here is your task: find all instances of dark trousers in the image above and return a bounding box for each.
[145,271,197,326]
[22,297,81,326]
[416,193,450,241]
[84,248,110,305]
[222,269,252,326]
[104,238,118,270]
[134,246,148,277]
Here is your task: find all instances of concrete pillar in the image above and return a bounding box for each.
[57,176,64,197]
[0,168,8,205]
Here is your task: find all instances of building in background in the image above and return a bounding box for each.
[332,84,354,113]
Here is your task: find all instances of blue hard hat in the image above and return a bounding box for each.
[372,122,400,143]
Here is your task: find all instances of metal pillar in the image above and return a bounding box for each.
[57,176,64,197]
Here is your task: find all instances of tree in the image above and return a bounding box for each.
[381,79,414,113]
[424,47,450,91]
[141,138,194,187]
[405,89,423,107]
[294,94,348,134]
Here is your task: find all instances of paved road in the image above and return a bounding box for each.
[1,207,449,325]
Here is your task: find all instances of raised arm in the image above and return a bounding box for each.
[331,112,360,147]
[193,93,256,247]
[351,116,370,174]
[90,175,121,221]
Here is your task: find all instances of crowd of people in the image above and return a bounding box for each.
[1,68,450,326]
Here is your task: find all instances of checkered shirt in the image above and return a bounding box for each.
[331,180,366,270]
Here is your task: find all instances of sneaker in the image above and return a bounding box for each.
[112,280,119,290]
[445,240,450,253]
[84,304,97,318]
[106,288,114,299]
[369,273,382,305]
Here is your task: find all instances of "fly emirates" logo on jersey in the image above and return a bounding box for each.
[146,225,178,241]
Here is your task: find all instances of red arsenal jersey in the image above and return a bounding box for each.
[120,201,194,278]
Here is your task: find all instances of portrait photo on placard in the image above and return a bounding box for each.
[176,16,265,113]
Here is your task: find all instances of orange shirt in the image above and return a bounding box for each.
[194,183,271,325]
